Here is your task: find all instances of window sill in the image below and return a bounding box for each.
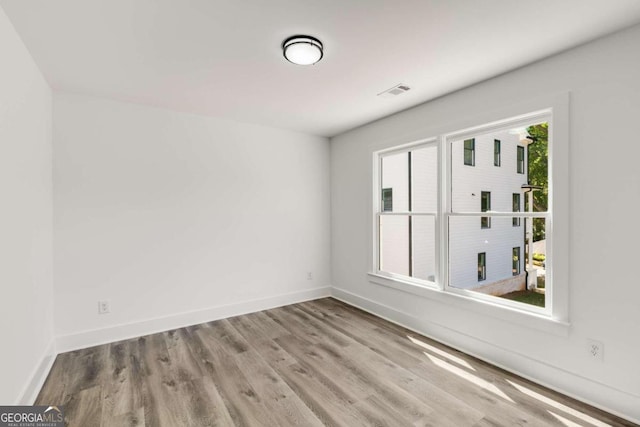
[368,273,570,337]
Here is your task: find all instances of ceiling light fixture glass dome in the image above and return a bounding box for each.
[282,35,323,65]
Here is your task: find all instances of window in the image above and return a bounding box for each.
[494,139,501,166]
[382,188,393,212]
[377,143,437,282]
[517,145,525,174]
[478,253,486,281]
[374,108,557,316]
[512,247,521,275]
[464,138,475,166]
[481,191,491,229]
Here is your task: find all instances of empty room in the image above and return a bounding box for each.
[1,1,640,426]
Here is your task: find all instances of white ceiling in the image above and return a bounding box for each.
[3,1,640,137]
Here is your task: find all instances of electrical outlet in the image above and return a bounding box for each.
[307,272,313,280]
[586,339,603,361]
[98,300,111,314]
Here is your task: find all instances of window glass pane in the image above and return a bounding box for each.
[411,145,437,213]
[524,122,549,212]
[412,215,436,282]
[449,216,546,308]
[379,215,410,276]
[382,188,393,212]
[481,192,491,210]
[381,152,409,212]
[478,252,486,281]
[512,247,521,275]
[463,138,475,166]
[379,215,436,281]
[451,122,548,213]
[481,191,491,228]
[517,146,525,174]
[512,193,521,226]
[494,139,501,166]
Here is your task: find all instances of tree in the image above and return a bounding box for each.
[526,123,548,242]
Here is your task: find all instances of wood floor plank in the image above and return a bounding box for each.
[35,353,73,405]
[272,361,374,427]
[99,340,138,425]
[229,310,291,342]
[201,318,250,354]
[36,344,108,421]
[190,325,280,426]
[138,333,192,427]
[165,328,235,426]
[36,297,637,427]
[232,349,325,426]
[269,305,352,348]
[65,385,102,427]
[227,314,298,369]
[274,332,433,426]
[101,407,145,427]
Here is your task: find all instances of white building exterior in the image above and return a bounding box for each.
[380,130,528,293]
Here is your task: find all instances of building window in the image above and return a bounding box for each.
[478,253,486,281]
[464,138,475,166]
[374,107,557,315]
[481,191,491,229]
[512,247,520,275]
[517,145,525,174]
[382,188,393,212]
[494,139,501,166]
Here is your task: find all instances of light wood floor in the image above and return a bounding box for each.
[36,298,636,426]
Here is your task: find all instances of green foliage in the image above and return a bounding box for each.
[527,123,548,242]
[501,290,545,307]
[532,253,546,261]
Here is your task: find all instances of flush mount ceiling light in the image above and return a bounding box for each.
[282,35,323,65]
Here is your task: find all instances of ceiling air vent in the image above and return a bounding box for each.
[378,83,411,98]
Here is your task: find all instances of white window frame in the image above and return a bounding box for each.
[369,93,569,334]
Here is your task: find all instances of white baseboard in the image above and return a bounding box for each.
[17,339,56,405]
[56,286,331,353]
[331,286,640,425]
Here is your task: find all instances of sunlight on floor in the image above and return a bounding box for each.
[549,411,588,427]
[506,380,611,427]
[425,353,514,403]
[407,336,476,371]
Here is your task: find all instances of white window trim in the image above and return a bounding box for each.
[369,92,570,335]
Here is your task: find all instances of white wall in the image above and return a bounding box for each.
[0,7,54,404]
[331,24,640,421]
[53,93,331,348]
